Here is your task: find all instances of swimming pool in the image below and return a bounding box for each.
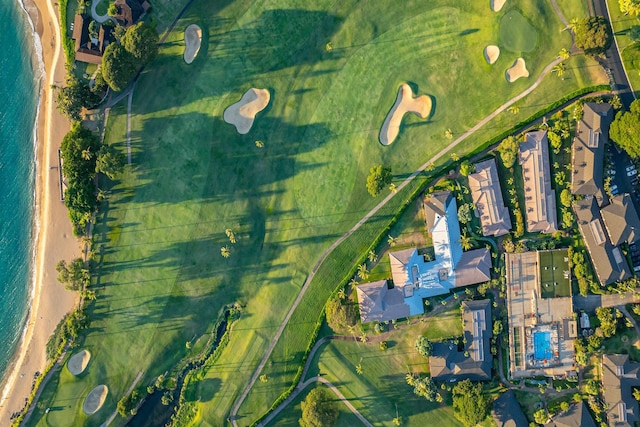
[533,331,553,360]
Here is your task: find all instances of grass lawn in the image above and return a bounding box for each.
[95,0,109,16]
[31,0,607,426]
[602,328,640,361]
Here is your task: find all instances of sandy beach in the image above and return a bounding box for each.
[0,0,78,421]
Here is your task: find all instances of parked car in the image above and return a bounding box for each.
[627,167,638,177]
[611,184,619,195]
[607,168,616,176]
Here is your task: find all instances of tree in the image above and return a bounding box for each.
[221,245,230,258]
[325,297,357,333]
[458,203,472,224]
[620,0,640,16]
[574,16,613,56]
[366,165,392,197]
[225,228,237,244]
[368,250,377,263]
[108,2,118,15]
[96,144,126,179]
[387,235,398,247]
[611,100,640,158]
[533,409,547,424]
[412,376,438,401]
[633,387,640,401]
[552,62,566,77]
[584,379,600,395]
[117,390,140,416]
[121,22,159,64]
[102,43,137,92]
[54,74,101,121]
[355,363,363,375]
[558,47,570,59]
[459,160,475,177]
[560,189,573,207]
[452,380,488,427]
[55,258,89,291]
[596,307,617,337]
[357,263,369,280]
[415,336,432,358]
[560,401,570,412]
[508,105,520,115]
[255,140,264,148]
[497,136,519,168]
[611,94,623,110]
[161,391,173,406]
[459,232,473,251]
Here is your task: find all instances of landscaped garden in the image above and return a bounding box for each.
[28,0,610,426]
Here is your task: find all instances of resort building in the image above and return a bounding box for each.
[574,198,632,286]
[601,194,640,247]
[602,354,640,426]
[505,250,577,379]
[113,0,151,28]
[519,130,558,234]
[72,15,113,65]
[429,299,492,381]
[492,390,528,427]
[355,191,492,323]
[468,158,512,237]
[571,102,613,207]
[548,401,596,427]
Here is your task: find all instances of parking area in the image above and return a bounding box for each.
[606,143,639,201]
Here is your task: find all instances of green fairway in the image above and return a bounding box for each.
[499,10,538,53]
[28,0,608,426]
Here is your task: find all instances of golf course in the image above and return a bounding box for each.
[27,0,607,426]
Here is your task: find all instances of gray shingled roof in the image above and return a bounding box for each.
[520,130,558,233]
[573,198,631,285]
[355,280,409,323]
[601,194,640,246]
[571,102,612,206]
[602,354,640,426]
[468,158,512,237]
[492,390,528,427]
[549,401,596,427]
[429,299,492,381]
[424,191,451,231]
[454,248,492,287]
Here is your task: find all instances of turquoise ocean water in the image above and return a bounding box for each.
[0,0,39,381]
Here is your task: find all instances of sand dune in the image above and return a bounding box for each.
[379,83,432,146]
[184,24,202,64]
[223,88,271,135]
[484,45,500,65]
[82,384,108,415]
[506,58,529,82]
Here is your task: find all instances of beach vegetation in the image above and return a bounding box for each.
[45,308,87,360]
[53,74,101,121]
[299,387,338,427]
[60,123,101,234]
[55,258,89,291]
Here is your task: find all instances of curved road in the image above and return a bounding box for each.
[229,55,565,426]
[90,0,113,24]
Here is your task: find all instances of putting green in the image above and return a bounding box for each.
[499,10,538,53]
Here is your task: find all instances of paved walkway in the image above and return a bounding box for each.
[100,370,143,427]
[230,54,566,426]
[574,291,640,312]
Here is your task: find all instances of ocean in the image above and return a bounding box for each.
[0,0,40,380]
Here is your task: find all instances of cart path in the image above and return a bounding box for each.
[229,55,565,426]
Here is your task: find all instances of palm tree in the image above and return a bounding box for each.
[508,105,520,115]
[360,331,368,343]
[459,232,473,251]
[357,263,369,280]
[450,152,459,162]
[568,18,579,32]
[355,363,363,375]
[349,277,359,288]
[389,183,397,193]
[221,245,230,258]
[368,250,378,263]
[444,129,453,140]
[97,188,109,202]
[255,140,264,148]
[558,48,570,59]
[81,148,92,161]
[337,287,346,300]
[405,373,416,386]
[426,163,435,172]
[552,62,566,78]
[225,229,236,244]
[387,235,398,247]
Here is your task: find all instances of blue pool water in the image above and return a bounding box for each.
[533,331,553,360]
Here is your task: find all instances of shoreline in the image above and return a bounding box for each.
[0,0,78,421]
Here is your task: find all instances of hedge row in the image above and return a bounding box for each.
[59,0,76,65]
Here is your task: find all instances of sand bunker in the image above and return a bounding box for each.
[506,58,529,82]
[379,84,432,146]
[491,0,506,12]
[82,384,108,415]
[183,24,202,64]
[67,350,91,376]
[223,88,271,135]
[484,45,500,65]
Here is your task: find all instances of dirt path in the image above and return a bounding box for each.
[229,56,565,426]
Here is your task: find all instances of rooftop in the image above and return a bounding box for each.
[429,299,493,381]
[574,197,632,286]
[571,102,612,205]
[601,193,640,246]
[548,401,596,427]
[519,130,558,234]
[492,390,528,427]
[602,353,640,426]
[354,280,409,323]
[468,158,512,237]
